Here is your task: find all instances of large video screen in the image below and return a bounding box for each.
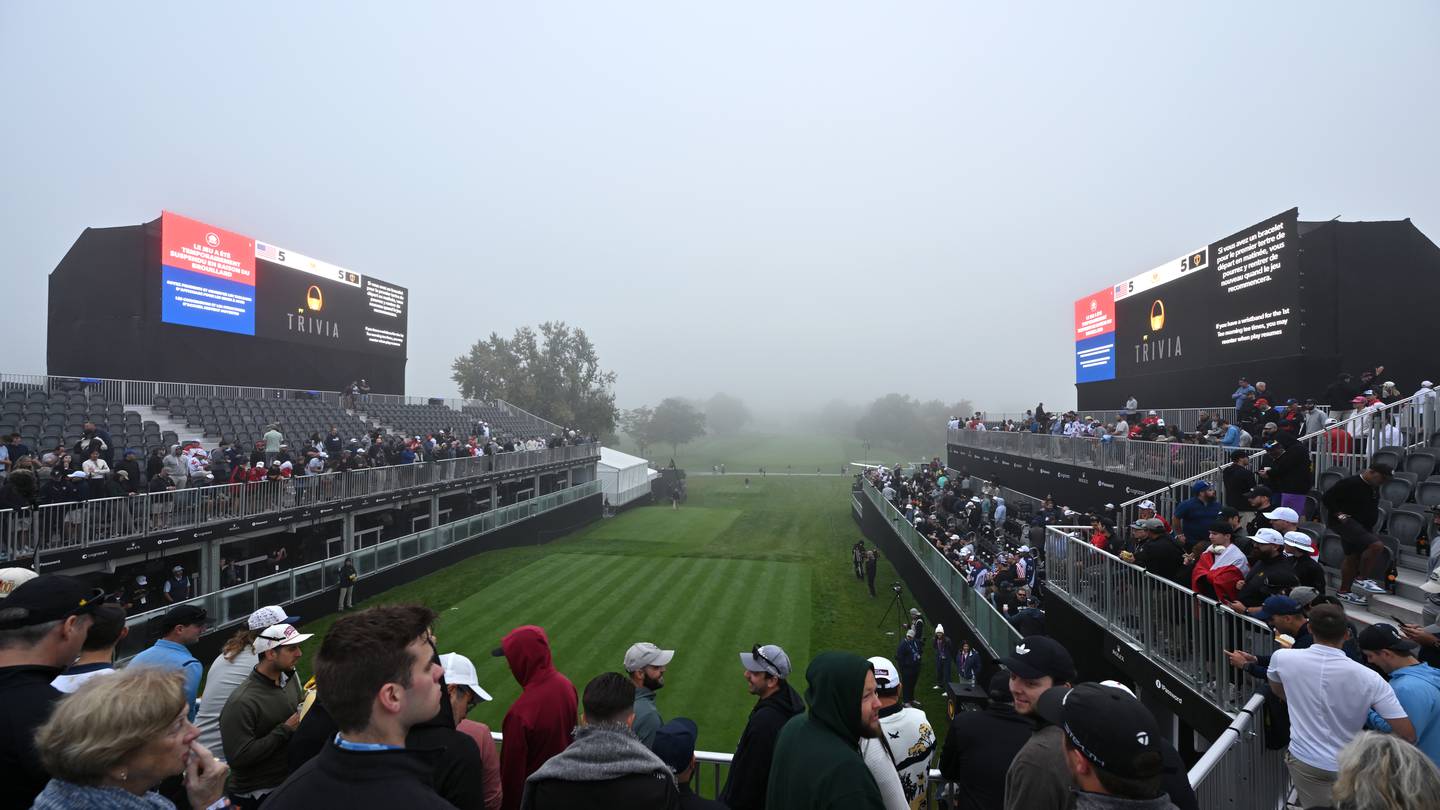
[160,211,408,357]
[1073,208,1299,383]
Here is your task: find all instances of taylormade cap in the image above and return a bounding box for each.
[1035,684,1164,780]
[253,623,313,654]
[439,652,493,702]
[867,656,902,689]
[1253,528,1286,546]
[247,604,301,631]
[624,642,675,672]
[0,575,105,629]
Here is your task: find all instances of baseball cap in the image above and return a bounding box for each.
[1422,567,1440,595]
[1253,528,1286,546]
[439,652,493,702]
[1140,518,1165,531]
[624,642,675,672]
[1207,521,1235,536]
[868,656,902,689]
[253,623,313,654]
[652,717,699,774]
[1288,586,1319,607]
[1253,595,1303,622]
[1245,485,1273,499]
[0,575,106,630]
[161,604,208,629]
[1261,507,1300,523]
[1191,481,1213,494]
[740,644,792,678]
[1357,623,1421,655]
[1282,531,1316,555]
[1263,422,1278,431]
[1000,636,1077,682]
[0,567,39,598]
[1035,684,1164,779]
[247,604,301,631]
[1217,506,1240,519]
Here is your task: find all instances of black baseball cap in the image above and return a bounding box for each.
[1000,635,1076,682]
[1358,623,1421,654]
[1207,521,1235,535]
[1217,506,1240,520]
[1036,684,1164,779]
[0,575,106,630]
[652,717,698,773]
[161,604,208,628]
[1244,485,1273,499]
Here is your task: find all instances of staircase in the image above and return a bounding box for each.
[1329,550,1433,628]
[130,405,205,445]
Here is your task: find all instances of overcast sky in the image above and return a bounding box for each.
[3,3,1437,415]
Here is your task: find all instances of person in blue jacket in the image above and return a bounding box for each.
[1359,623,1440,766]
[1173,480,1222,552]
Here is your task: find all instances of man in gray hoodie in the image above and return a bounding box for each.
[521,672,678,809]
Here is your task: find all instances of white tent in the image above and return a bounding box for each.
[599,447,656,508]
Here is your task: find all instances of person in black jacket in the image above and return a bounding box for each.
[408,674,489,810]
[1125,519,1185,586]
[1256,434,1311,517]
[1323,464,1392,604]
[264,605,454,810]
[1221,451,1256,511]
[719,645,805,810]
[939,671,1032,810]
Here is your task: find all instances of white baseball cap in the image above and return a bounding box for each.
[1138,500,1157,511]
[867,656,902,689]
[1253,528,1287,546]
[254,623,313,654]
[1261,507,1300,523]
[439,652,492,702]
[0,568,39,598]
[248,604,301,631]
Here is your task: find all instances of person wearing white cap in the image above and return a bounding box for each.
[196,605,302,760]
[624,641,674,747]
[441,652,503,810]
[219,622,312,806]
[864,655,935,809]
[1283,531,1327,595]
[857,657,916,810]
[0,567,38,598]
[932,625,953,693]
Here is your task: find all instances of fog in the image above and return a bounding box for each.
[2,3,1437,418]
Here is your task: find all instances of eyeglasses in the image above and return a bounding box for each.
[751,644,779,675]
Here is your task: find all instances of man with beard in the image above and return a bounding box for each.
[765,651,886,809]
[625,641,675,748]
[220,623,312,809]
[720,644,805,810]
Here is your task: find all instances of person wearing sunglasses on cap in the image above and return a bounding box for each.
[0,574,104,810]
[720,644,804,810]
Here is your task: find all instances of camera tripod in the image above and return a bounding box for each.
[877,583,909,632]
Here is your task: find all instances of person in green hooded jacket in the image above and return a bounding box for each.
[765,651,886,809]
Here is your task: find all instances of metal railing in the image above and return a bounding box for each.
[1,444,601,562]
[1042,526,1275,715]
[1118,392,1439,529]
[861,478,1020,657]
[949,427,1231,484]
[1188,692,1287,810]
[117,480,601,660]
[967,406,1238,433]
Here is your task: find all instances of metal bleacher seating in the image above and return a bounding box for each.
[367,402,477,439]
[461,403,556,438]
[1,386,150,455]
[154,395,370,449]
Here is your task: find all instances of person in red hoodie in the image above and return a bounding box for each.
[493,625,578,810]
[1190,522,1249,603]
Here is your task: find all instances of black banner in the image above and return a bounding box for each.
[947,444,1161,510]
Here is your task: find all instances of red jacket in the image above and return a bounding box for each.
[497,625,577,810]
[1190,547,1247,602]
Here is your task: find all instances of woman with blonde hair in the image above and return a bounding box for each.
[32,667,229,809]
[1329,730,1440,810]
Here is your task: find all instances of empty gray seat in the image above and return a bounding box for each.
[1381,472,1419,505]
[1373,446,1406,472]
[1389,505,1429,548]
[1405,448,1440,480]
[1418,476,1440,510]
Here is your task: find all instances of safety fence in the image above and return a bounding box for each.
[117,480,601,661]
[860,478,1020,658]
[1118,391,1439,530]
[1043,526,1275,715]
[948,426,1231,484]
[970,406,1238,433]
[1,444,601,562]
